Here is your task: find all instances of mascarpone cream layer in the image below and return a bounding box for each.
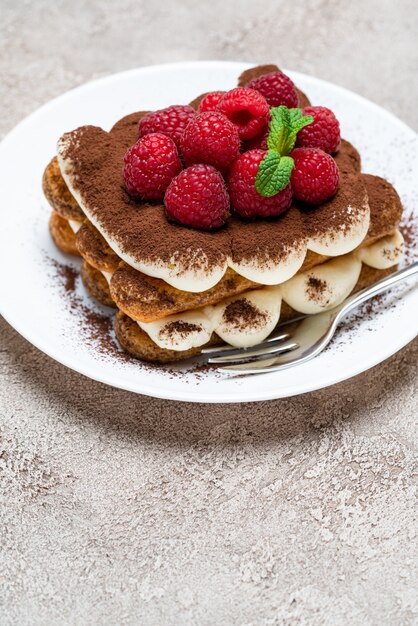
[101,271,113,284]
[58,149,371,293]
[68,219,82,233]
[137,231,404,351]
[307,201,370,256]
[359,230,404,269]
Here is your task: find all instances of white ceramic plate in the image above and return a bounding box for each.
[1,61,417,403]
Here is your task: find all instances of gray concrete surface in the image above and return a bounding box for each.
[1,1,417,624]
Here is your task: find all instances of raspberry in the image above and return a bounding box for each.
[138,105,196,148]
[123,133,182,201]
[243,127,269,151]
[290,148,339,204]
[246,72,299,108]
[295,106,341,153]
[217,88,270,140]
[164,164,230,230]
[228,150,293,219]
[198,91,226,113]
[180,111,240,171]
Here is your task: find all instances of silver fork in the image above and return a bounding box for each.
[202,261,418,373]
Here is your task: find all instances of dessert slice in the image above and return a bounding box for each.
[43,64,406,363]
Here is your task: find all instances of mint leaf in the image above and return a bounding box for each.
[255,106,313,198]
[266,106,314,155]
[288,108,314,134]
[255,151,294,197]
[267,106,290,151]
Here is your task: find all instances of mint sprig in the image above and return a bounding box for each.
[255,152,294,197]
[255,106,313,198]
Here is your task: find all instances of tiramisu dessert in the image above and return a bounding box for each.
[43,64,405,363]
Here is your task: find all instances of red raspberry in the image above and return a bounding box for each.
[246,72,299,108]
[217,88,270,141]
[243,127,269,151]
[228,150,293,219]
[164,164,230,230]
[180,111,240,172]
[295,106,341,153]
[290,148,339,204]
[123,133,182,201]
[138,105,196,148]
[198,91,226,113]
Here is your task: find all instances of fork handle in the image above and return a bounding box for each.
[337,260,418,321]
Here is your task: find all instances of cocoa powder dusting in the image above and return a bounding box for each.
[160,320,202,340]
[223,298,267,331]
[362,173,404,240]
[49,257,132,363]
[46,255,221,379]
[401,211,418,263]
[228,207,306,265]
[237,64,280,86]
[306,276,328,303]
[333,139,361,174]
[382,245,403,261]
[51,259,77,292]
[298,172,367,241]
[109,111,149,146]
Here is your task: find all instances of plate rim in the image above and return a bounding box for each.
[0,60,417,403]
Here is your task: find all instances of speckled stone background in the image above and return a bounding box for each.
[1,1,417,624]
